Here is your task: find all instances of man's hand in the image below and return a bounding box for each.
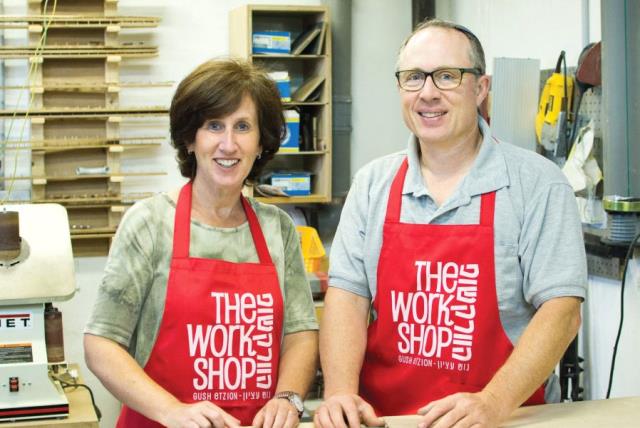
[162,401,241,428]
[417,391,506,428]
[314,393,385,428]
[252,397,300,428]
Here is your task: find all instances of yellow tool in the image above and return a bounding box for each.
[535,51,574,155]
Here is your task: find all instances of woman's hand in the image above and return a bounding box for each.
[252,397,300,428]
[162,401,241,428]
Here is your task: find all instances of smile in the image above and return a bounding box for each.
[418,112,446,118]
[215,159,239,168]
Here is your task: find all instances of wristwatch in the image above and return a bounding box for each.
[274,391,304,418]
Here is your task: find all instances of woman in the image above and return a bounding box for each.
[84,59,319,428]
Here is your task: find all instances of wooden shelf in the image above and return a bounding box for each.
[36,193,152,205]
[0,46,157,58]
[3,136,165,151]
[255,194,331,204]
[1,81,173,91]
[0,15,160,28]
[251,54,327,59]
[70,226,118,235]
[276,150,328,156]
[283,101,326,107]
[230,4,332,203]
[28,143,161,153]
[1,172,165,182]
[0,106,168,118]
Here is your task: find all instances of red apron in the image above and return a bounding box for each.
[359,158,545,416]
[117,182,283,427]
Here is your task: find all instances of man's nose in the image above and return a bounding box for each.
[419,74,441,99]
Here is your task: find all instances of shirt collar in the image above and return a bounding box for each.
[403,116,510,201]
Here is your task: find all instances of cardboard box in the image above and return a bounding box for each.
[270,172,311,196]
[252,31,291,54]
[268,71,291,102]
[281,110,300,152]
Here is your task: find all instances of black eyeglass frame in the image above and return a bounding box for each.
[395,67,482,91]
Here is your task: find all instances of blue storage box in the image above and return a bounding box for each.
[281,110,300,153]
[270,172,311,196]
[268,71,291,102]
[252,31,291,54]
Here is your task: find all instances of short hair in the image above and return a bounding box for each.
[397,18,486,75]
[169,58,285,182]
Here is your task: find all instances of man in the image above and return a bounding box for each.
[315,19,586,428]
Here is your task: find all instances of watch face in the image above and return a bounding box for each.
[290,393,304,412]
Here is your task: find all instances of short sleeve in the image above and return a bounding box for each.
[279,210,319,334]
[328,172,373,299]
[84,200,157,347]
[519,183,587,308]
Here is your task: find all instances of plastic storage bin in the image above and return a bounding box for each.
[296,226,325,272]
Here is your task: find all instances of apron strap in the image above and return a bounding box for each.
[172,182,273,264]
[479,191,496,226]
[173,181,193,258]
[241,196,274,265]
[386,158,497,227]
[386,158,409,223]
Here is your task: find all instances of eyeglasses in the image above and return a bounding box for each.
[395,67,482,91]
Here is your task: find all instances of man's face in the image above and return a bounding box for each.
[397,27,489,147]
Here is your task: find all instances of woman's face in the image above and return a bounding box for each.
[188,94,261,194]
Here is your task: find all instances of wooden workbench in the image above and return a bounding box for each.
[302,396,640,428]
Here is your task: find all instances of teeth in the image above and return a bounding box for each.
[215,159,239,168]
[419,112,445,118]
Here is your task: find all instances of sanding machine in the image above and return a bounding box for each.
[0,204,75,422]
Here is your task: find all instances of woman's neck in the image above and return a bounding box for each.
[190,177,246,228]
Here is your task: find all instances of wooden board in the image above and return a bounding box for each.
[300,397,640,428]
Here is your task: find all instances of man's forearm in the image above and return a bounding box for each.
[320,287,371,397]
[484,296,582,415]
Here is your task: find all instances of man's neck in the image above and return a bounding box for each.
[417,129,483,206]
[418,129,482,177]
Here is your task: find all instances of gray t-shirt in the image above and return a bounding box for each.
[329,118,587,402]
[85,193,318,367]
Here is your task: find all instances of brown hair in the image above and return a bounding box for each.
[170,58,285,181]
[397,18,486,75]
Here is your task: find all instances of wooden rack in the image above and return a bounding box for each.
[0,0,165,256]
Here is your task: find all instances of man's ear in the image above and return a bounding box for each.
[475,75,490,106]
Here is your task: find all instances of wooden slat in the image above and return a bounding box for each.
[0,106,168,118]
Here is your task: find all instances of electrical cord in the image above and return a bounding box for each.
[605,230,640,398]
[51,373,102,421]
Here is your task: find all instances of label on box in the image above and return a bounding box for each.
[252,31,291,54]
[281,110,300,153]
[271,172,311,196]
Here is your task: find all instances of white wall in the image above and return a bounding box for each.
[583,260,640,399]
[436,0,601,73]
[350,0,411,172]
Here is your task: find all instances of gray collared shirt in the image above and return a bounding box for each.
[329,117,587,402]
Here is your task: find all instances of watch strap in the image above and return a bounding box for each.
[274,391,304,418]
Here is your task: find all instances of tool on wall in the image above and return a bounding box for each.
[567,42,602,154]
[535,50,574,159]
